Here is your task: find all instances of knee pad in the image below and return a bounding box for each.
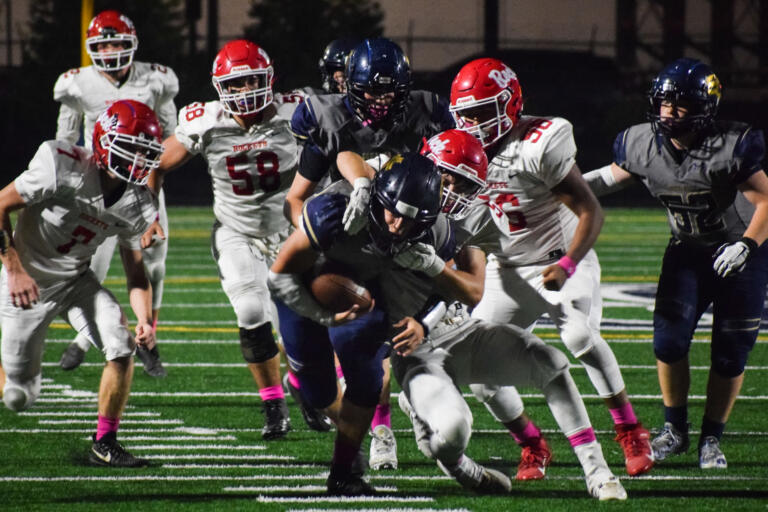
[711,317,760,377]
[528,342,570,390]
[3,373,41,412]
[239,323,278,363]
[653,297,695,363]
[469,384,525,423]
[575,337,625,397]
[560,321,594,358]
[429,409,472,463]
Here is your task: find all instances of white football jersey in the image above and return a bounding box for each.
[174,94,304,239]
[12,141,158,288]
[481,115,579,265]
[53,61,179,149]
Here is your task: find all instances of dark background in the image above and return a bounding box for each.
[1,0,766,208]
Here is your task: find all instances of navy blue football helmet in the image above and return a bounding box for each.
[319,38,359,93]
[368,153,442,254]
[648,58,722,137]
[346,38,412,126]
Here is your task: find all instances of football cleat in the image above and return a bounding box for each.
[261,398,291,440]
[89,433,149,468]
[60,343,86,371]
[586,473,628,501]
[516,436,552,480]
[282,373,332,432]
[397,391,434,458]
[326,473,377,496]
[369,424,398,470]
[574,440,628,501]
[437,455,512,494]
[615,422,654,476]
[651,422,689,461]
[136,346,167,378]
[699,436,727,469]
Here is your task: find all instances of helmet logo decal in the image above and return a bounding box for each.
[257,47,270,62]
[705,74,721,99]
[488,65,516,89]
[428,136,449,154]
[383,154,404,171]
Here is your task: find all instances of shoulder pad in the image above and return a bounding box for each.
[301,193,347,251]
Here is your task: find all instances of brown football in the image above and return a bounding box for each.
[309,273,372,313]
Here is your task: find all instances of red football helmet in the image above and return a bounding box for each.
[85,10,138,72]
[211,40,274,116]
[450,58,523,148]
[420,129,488,219]
[92,100,163,185]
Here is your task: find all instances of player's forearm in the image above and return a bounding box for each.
[433,266,484,306]
[128,285,153,326]
[566,206,604,263]
[337,151,375,182]
[743,200,768,246]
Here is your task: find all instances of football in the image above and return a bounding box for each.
[310,273,372,313]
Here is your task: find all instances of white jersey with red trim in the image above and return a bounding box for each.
[481,115,579,265]
[12,140,158,288]
[174,93,304,239]
[53,61,179,148]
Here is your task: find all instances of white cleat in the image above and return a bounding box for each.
[369,424,398,470]
[575,440,628,501]
[699,436,727,469]
[437,455,512,494]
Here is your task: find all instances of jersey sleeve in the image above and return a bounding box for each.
[537,119,577,188]
[431,93,456,131]
[174,102,214,155]
[14,142,60,205]
[152,64,180,136]
[612,128,631,170]
[291,99,333,181]
[732,128,766,184]
[55,104,83,145]
[301,193,346,251]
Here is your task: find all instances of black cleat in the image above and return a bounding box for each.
[60,343,86,371]
[283,373,332,432]
[261,398,291,440]
[89,433,149,468]
[136,346,167,378]
[326,474,377,496]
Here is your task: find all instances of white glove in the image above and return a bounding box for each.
[713,239,752,277]
[342,177,371,234]
[394,242,446,277]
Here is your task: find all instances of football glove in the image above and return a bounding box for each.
[713,237,757,277]
[342,177,371,234]
[394,242,446,277]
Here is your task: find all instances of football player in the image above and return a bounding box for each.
[387,136,626,500]
[149,39,306,440]
[283,37,454,470]
[318,38,359,94]
[0,100,163,467]
[583,58,768,469]
[268,153,442,495]
[54,9,178,377]
[448,58,654,478]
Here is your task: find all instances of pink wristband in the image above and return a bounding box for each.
[557,255,577,278]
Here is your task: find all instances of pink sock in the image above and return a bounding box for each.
[152,317,158,332]
[287,372,301,389]
[568,427,597,448]
[335,365,344,380]
[259,385,285,401]
[511,420,541,445]
[96,415,120,441]
[370,404,391,429]
[609,402,638,425]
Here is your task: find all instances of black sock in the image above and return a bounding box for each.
[664,405,688,433]
[700,416,725,444]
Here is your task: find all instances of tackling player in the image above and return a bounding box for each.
[449,57,654,478]
[53,9,178,377]
[0,100,163,467]
[149,39,304,440]
[583,58,768,469]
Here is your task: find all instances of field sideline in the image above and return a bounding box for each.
[1,206,767,511]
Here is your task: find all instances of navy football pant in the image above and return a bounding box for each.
[275,299,390,408]
[653,238,768,377]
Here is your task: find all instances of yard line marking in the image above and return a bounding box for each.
[0,475,331,483]
[0,428,226,434]
[257,497,434,504]
[288,509,469,512]
[129,444,266,450]
[85,436,235,442]
[141,454,296,461]
[224,485,348,492]
[19,411,160,417]
[163,464,324,469]
[37,419,183,425]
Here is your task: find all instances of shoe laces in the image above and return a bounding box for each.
[616,425,649,457]
[520,441,549,467]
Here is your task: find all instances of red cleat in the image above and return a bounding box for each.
[516,437,552,480]
[615,422,654,476]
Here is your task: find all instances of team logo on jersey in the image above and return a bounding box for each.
[704,74,722,99]
[488,64,517,90]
